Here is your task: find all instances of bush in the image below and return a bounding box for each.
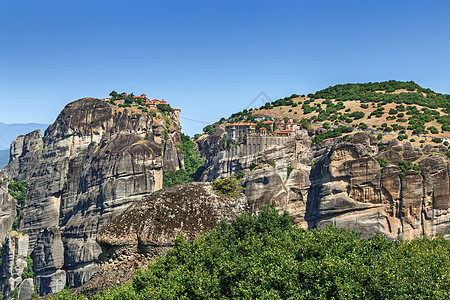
[398,161,420,178]
[212,175,244,199]
[377,158,391,168]
[349,111,365,120]
[203,124,217,135]
[92,206,450,300]
[22,255,34,279]
[163,134,205,188]
[428,126,439,134]
[265,159,276,167]
[312,126,353,144]
[8,180,27,206]
[157,104,173,114]
[432,137,443,143]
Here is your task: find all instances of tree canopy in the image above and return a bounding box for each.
[81,206,450,300]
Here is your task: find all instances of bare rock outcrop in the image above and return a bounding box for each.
[306,142,450,240]
[0,180,16,241]
[243,166,309,228]
[5,129,43,182]
[72,182,247,297]
[17,278,34,300]
[0,98,183,296]
[0,231,29,299]
[200,129,313,182]
[97,182,247,247]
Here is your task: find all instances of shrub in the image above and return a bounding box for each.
[377,158,391,168]
[265,159,276,167]
[157,104,173,113]
[212,175,244,199]
[398,161,420,178]
[163,134,205,188]
[22,255,34,279]
[203,124,217,135]
[287,166,294,177]
[428,126,439,134]
[91,206,450,300]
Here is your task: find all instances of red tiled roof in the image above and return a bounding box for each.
[259,127,267,130]
[172,108,181,111]
[263,121,274,124]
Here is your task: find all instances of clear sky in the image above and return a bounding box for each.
[1,0,449,136]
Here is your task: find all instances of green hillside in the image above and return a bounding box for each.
[246,81,450,142]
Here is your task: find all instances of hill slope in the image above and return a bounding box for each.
[248,80,450,143]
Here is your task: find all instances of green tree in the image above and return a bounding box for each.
[91,206,450,300]
[212,175,244,199]
[163,134,205,188]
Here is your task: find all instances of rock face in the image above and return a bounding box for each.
[98,182,248,247]
[201,130,450,240]
[33,227,66,295]
[0,231,29,299]
[17,278,34,300]
[306,142,450,239]
[0,98,183,296]
[6,129,43,182]
[74,182,247,296]
[0,180,16,241]
[199,128,313,227]
[200,128,313,182]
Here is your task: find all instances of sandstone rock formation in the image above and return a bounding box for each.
[0,98,183,296]
[0,180,16,241]
[17,278,34,300]
[200,129,313,182]
[306,142,450,240]
[200,130,450,241]
[5,129,43,182]
[0,231,29,299]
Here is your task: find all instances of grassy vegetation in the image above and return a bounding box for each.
[163,134,205,188]
[212,175,244,199]
[305,81,450,135]
[311,126,353,144]
[7,180,27,230]
[53,206,450,299]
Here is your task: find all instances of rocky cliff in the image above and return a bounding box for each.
[199,129,450,240]
[0,231,30,299]
[306,139,450,240]
[0,180,16,242]
[0,98,183,296]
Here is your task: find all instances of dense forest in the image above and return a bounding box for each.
[52,206,450,299]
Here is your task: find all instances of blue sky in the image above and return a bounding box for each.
[1,0,449,136]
